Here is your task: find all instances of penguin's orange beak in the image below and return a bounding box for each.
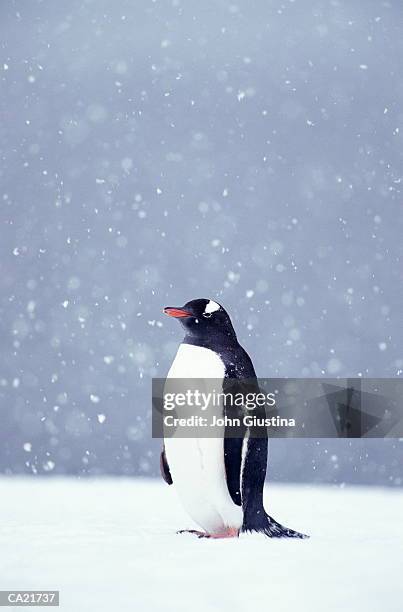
[163,307,192,318]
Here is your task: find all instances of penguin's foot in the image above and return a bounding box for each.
[209,527,240,539]
[177,527,240,539]
[177,529,210,538]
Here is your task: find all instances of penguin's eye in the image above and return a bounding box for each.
[202,312,213,318]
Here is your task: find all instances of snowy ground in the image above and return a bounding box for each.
[0,478,402,612]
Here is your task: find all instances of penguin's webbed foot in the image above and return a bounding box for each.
[209,527,240,539]
[177,527,240,539]
[177,529,210,538]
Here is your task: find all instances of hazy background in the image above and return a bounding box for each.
[1,0,402,485]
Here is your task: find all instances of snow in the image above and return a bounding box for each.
[0,478,402,612]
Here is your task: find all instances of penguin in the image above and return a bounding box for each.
[161,298,308,539]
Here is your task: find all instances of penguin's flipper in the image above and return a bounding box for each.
[224,436,243,506]
[160,445,173,485]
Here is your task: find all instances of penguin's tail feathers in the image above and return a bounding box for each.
[242,513,309,539]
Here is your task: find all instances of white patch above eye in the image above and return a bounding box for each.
[204,300,220,315]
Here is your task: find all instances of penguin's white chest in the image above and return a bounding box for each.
[164,344,243,533]
[166,343,226,379]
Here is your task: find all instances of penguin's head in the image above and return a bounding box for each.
[163,298,236,341]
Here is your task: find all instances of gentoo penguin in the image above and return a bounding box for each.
[161,298,308,539]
